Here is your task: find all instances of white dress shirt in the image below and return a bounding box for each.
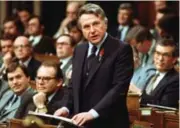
[29,35,42,46]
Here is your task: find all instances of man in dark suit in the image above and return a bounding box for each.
[109,3,134,42]
[140,38,179,108]
[13,36,41,80]
[28,15,56,55]
[15,62,66,121]
[54,3,134,128]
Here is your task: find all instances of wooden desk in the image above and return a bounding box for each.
[127,93,140,110]
[129,109,179,128]
[8,119,56,128]
[164,113,179,128]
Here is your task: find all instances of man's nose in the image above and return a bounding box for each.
[12,78,18,84]
[158,55,164,61]
[90,26,95,33]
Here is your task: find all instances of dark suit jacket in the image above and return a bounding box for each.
[33,36,56,55]
[108,24,134,42]
[65,34,134,128]
[15,88,67,120]
[26,57,41,80]
[140,69,179,108]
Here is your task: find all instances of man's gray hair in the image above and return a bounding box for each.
[77,3,108,28]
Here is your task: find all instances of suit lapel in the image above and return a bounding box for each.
[62,58,72,74]
[0,91,13,110]
[151,69,174,95]
[84,35,112,90]
[3,97,20,115]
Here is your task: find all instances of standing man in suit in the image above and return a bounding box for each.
[56,34,75,86]
[0,62,34,122]
[54,3,133,128]
[140,38,179,108]
[15,62,66,121]
[13,36,41,80]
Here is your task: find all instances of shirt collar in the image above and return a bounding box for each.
[29,35,42,46]
[88,32,107,56]
[60,56,72,69]
[20,57,32,67]
[118,25,129,30]
[156,70,167,77]
[48,89,59,102]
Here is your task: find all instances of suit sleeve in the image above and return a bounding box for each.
[93,45,134,118]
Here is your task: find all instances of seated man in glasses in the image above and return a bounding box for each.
[140,38,179,108]
[15,62,67,120]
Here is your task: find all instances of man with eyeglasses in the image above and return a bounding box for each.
[140,38,179,108]
[15,62,67,124]
[56,34,76,86]
[13,36,41,80]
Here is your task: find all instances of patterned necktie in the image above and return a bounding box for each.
[145,73,160,94]
[87,45,97,72]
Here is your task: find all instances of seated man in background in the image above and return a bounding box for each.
[16,62,67,121]
[53,1,84,39]
[140,38,179,108]
[126,25,156,93]
[13,36,41,80]
[0,35,16,99]
[66,19,84,45]
[0,62,34,122]
[56,34,75,86]
[28,15,56,55]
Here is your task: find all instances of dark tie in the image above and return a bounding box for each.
[87,45,97,72]
[145,73,160,94]
[117,27,123,41]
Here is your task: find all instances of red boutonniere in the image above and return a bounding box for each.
[99,48,104,62]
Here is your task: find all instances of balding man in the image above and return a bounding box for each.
[13,36,41,80]
[53,1,84,39]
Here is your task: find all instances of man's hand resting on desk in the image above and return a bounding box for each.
[54,107,69,117]
[72,112,94,126]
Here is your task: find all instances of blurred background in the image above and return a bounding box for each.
[0,1,179,37]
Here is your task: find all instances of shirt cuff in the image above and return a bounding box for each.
[89,109,99,119]
[62,107,70,114]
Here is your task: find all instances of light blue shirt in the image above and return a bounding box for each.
[118,25,129,41]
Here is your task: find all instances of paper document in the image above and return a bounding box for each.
[28,111,75,125]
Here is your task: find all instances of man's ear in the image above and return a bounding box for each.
[57,79,63,87]
[172,57,178,65]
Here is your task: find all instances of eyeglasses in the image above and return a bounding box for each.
[14,44,30,49]
[35,76,56,82]
[154,50,173,59]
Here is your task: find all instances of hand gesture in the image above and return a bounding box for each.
[33,92,46,108]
